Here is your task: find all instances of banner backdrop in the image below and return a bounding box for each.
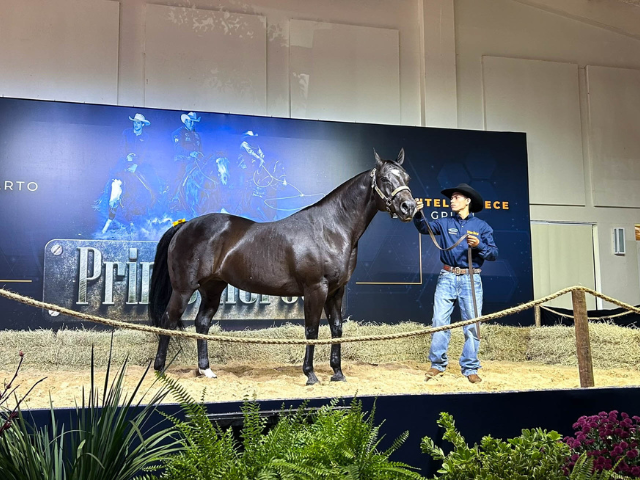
[0,97,532,329]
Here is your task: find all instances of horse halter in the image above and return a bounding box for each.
[370,168,411,216]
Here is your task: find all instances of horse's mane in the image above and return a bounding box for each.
[297,169,370,215]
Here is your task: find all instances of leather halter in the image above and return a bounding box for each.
[370,168,411,214]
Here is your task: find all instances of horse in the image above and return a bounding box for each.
[176,153,222,217]
[148,149,416,384]
[97,160,163,236]
[210,155,247,216]
[206,155,288,221]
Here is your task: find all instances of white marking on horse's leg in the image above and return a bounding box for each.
[198,367,217,378]
[101,219,112,234]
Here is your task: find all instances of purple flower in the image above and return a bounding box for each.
[627,449,639,459]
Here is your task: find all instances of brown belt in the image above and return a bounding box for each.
[443,264,481,275]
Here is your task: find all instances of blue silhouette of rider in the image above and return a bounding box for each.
[101,113,159,233]
[170,112,203,211]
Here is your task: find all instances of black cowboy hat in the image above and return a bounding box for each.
[441,183,484,213]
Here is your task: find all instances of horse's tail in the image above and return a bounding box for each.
[148,223,185,329]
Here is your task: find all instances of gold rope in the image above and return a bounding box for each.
[540,305,636,322]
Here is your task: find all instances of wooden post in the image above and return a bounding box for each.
[571,289,594,388]
[534,305,541,327]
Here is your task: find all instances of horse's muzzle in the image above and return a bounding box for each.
[397,198,417,222]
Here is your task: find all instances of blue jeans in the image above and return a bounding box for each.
[429,270,482,376]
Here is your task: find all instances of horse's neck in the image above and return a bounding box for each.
[326,171,379,246]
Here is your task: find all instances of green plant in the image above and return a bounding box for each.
[156,374,422,479]
[0,339,180,480]
[0,351,46,436]
[296,398,423,479]
[568,452,627,480]
[421,412,571,479]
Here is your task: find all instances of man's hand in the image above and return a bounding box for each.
[467,234,480,248]
[415,198,424,211]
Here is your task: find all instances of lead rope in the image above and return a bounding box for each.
[467,242,481,340]
[420,210,481,340]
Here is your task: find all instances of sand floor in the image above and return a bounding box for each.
[3,360,640,410]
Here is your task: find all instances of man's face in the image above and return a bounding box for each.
[450,192,470,213]
[133,120,143,133]
[184,118,194,130]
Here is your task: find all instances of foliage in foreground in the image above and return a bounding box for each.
[421,412,630,480]
[564,410,640,477]
[0,342,180,480]
[154,373,423,479]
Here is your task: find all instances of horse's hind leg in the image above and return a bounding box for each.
[194,282,227,378]
[154,289,193,372]
[324,286,346,382]
[302,283,328,386]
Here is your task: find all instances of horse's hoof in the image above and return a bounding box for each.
[330,373,347,382]
[198,368,217,378]
[305,373,319,386]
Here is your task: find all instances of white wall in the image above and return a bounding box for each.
[0,0,119,104]
[455,0,640,308]
[2,0,640,308]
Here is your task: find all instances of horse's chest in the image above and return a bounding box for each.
[323,254,353,285]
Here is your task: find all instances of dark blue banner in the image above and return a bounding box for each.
[0,97,532,329]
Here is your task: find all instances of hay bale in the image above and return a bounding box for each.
[480,325,531,362]
[528,323,640,370]
[0,321,638,372]
[210,321,432,365]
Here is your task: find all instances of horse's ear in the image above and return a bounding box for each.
[373,149,384,169]
[396,148,405,166]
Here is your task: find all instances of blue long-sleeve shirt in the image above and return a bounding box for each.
[414,212,498,269]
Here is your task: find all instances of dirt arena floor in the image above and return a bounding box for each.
[5,360,640,410]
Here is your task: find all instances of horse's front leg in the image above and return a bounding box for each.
[302,283,328,385]
[324,286,346,382]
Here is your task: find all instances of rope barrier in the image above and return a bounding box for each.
[0,286,636,346]
[540,305,636,322]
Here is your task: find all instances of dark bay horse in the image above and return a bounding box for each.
[149,149,416,384]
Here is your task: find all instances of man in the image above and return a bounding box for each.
[122,112,151,166]
[237,130,269,220]
[101,113,158,234]
[414,183,498,383]
[238,130,265,172]
[170,112,203,211]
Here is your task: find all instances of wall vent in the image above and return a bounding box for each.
[613,227,626,255]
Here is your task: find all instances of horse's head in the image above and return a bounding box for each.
[371,148,416,222]
[216,157,231,186]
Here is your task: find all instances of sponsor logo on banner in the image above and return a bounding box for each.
[0,180,39,191]
[43,239,303,322]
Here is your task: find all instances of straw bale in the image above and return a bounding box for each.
[0,321,638,372]
[527,322,640,370]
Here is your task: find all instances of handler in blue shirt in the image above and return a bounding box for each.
[414,183,498,383]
